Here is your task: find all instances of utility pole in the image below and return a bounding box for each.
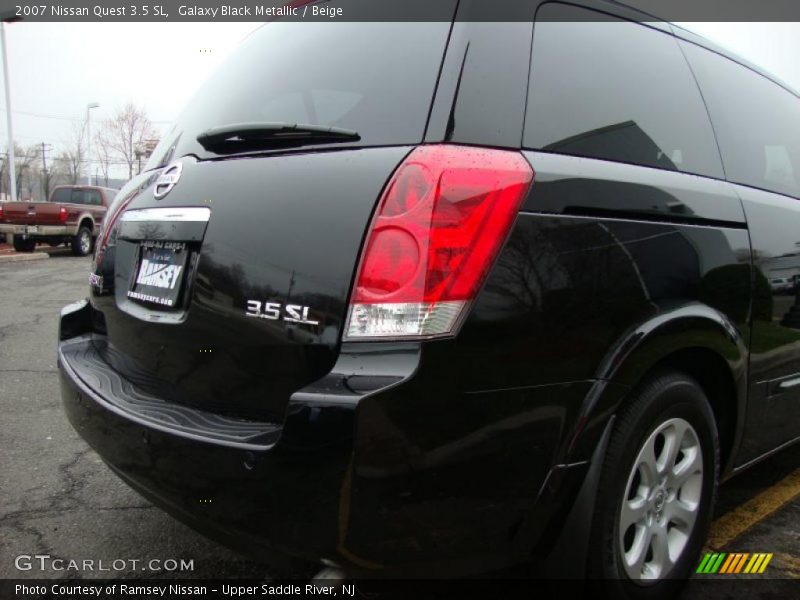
[85,102,99,185]
[40,142,51,200]
[1,21,17,202]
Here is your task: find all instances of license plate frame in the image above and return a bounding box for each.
[127,241,189,308]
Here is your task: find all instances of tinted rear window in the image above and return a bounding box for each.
[83,190,102,205]
[50,188,72,203]
[147,17,454,167]
[51,188,102,205]
[524,4,724,179]
[681,42,800,199]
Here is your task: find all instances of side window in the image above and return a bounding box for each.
[681,42,800,199]
[524,3,724,179]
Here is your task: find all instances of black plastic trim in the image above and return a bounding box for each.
[59,337,281,449]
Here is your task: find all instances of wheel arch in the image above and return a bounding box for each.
[545,304,747,579]
[77,215,95,234]
[597,303,747,478]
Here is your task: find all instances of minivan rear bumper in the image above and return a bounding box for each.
[58,300,609,577]
[59,309,356,569]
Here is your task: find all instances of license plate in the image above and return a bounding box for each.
[26,225,38,234]
[127,241,188,308]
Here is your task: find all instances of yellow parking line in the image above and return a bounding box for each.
[776,552,800,578]
[707,468,800,550]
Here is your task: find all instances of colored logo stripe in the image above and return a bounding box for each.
[719,553,736,573]
[696,553,713,573]
[720,553,749,573]
[744,553,773,574]
[697,552,773,574]
[697,552,726,573]
[733,553,750,573]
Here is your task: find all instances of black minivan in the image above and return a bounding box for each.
[58,1,800,596]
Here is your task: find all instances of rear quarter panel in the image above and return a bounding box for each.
[466,151,751,461]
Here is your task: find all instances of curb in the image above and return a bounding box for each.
[0,252,50,263]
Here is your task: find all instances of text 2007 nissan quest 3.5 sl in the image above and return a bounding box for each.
[57,1,800,596]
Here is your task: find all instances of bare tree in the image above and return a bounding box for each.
[94,132,112,186]
[16,144,42,200]
[52,151,80,185]
[97,102,157,179]
[1,143,40,200]
[49,121,88,185]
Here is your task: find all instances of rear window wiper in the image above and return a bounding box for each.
[196,122,360,154]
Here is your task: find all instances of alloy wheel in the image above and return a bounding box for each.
[618,417,704,582]
[80,231,91,254]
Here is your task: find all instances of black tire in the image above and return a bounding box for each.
[588,370,719,600]
[71,226,93,256]
[13,237,36,253]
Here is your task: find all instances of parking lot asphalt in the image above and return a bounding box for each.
[0,250,269,581]
[1,252,799,596]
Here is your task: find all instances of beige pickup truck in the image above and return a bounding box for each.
[0,185,117,256]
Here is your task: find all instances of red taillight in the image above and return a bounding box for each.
[0,205,4,221]
[59,207,68,223]
[346,144,533,339]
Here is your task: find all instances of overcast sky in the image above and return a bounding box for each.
[0,22,257,178]
[0,21,798,179]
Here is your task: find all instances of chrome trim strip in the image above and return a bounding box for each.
[119,207,211,223]
[778,376,800,390]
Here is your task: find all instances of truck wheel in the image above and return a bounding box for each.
[71,227,93,256]
[13,237,36,253]
[588,370,719,599]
